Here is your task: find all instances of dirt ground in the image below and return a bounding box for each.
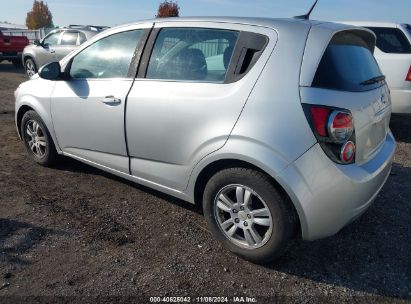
[0,62,410,303]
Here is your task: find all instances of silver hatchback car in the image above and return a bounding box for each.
[22,26,102,77]
[14,17,396,263]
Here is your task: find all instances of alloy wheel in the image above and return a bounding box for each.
[214,184,273,249]
[25,61,36,77]
[25,120,47,158]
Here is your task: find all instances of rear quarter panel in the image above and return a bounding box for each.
[186,21,316,198]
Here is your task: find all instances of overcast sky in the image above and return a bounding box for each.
[1,0,410,27]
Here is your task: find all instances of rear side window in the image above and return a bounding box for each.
[405,24,411,36]
[312,32,383,92]
[146,28,239,82]
[367,27,411,54]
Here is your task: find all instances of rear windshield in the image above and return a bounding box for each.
[312,32,383,92]
[367,27,411,54]
[404,24,411,36]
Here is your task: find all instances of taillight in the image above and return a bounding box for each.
[328,111,353,143]
[303,104,356,165]
[340,141,356,164]
[310,107,330,137]
[406,65,411,82]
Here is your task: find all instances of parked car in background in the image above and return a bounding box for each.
[22,26,103,77]
[343,22,411,113]
[0,30,29,67]
[15,18,395,263]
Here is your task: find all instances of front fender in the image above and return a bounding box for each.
[22,48,36,64]
[15,79,61,153]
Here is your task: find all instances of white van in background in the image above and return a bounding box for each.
[343,22,411,113]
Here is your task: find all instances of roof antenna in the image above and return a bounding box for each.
[294,0,319,20]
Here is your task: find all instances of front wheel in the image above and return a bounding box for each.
[24,58,37,77]
[203,168,296,263]
[21,110,58,166]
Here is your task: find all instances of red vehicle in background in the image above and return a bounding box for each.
[0,30,29,67]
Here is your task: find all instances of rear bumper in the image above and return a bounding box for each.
[0,51,23,60]
[391,89,411,113]
[279,131,396,241]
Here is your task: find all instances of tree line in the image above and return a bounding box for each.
[25,0,180,30]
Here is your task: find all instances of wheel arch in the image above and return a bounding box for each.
[23,54,37,69]
[193,158,302,237]
[15,102,61,153]
[16,105,35,139]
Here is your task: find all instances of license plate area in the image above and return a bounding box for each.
[362,116,388,161]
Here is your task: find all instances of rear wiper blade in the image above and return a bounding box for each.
[360,75,386,86]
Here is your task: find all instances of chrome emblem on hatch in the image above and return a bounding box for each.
[372,93,389,115]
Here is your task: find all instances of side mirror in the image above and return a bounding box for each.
[33,39,41,46]
[39,62,62,80]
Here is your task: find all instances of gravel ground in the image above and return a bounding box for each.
[0,62,410,303]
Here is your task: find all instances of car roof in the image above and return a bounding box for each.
[109,17,368,36]
[53,26,104,33]
[115,17,316,30]
[338,21,402,28]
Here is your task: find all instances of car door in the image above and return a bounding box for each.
[51,25,150,173]
[36,30,61,68]
[126,22,276,191]
[53,30,80,61]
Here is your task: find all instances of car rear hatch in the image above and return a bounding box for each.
[300,24,392,165]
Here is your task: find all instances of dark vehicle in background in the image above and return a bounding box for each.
[22,25,104,77]
[0,30,29,67]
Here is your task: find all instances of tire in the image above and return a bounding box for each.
[21,110,58,166]
[12,59,23,68]
[24,58,37,77]
[203,168,296,264]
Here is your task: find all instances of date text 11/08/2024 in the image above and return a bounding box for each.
[149,296,258,303]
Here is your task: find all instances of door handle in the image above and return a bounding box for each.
[101,96,121,105]
[50,49,55,53]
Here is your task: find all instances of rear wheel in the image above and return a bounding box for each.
[203,168,296,263]
[21,110,58,166]
[24,58,37,77]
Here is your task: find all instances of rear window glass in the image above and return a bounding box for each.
[367,27,411,54]
[404,24,411,36]
[312,32,383,92]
